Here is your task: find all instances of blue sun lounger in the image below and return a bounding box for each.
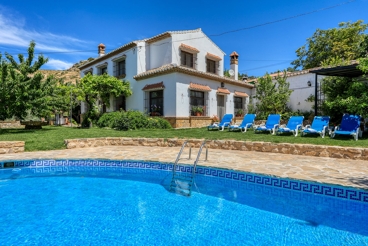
[207,114,233,131]
[228,114,256,133]
[254,114,280,135]
[301,116,330,138]
[276,116,304,137]
[330,114,362,141]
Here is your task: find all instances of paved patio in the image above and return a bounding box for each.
[1,146,368,190]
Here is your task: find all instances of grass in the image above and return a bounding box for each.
[0,126,367,152]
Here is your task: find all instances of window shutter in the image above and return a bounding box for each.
[181,51,184,66]
[194,53,197,69]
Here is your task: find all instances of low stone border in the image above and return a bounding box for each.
[0,141,25,154]
[0,121,23,129]
[65,138,368,161]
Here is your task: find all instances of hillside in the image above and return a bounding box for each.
[40,58,94,84]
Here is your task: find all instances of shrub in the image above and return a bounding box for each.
[97,111,122,128]
[98,110,172,130]
[281,110,314,121]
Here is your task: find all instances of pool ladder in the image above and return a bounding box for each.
[170,140,208,196]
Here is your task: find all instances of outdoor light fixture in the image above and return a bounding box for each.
[307,81,312,87]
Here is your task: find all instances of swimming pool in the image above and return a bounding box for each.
[0,159,367,245]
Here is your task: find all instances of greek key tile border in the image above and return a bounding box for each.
[1,159,367,203]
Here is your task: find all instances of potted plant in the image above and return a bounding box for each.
[235,109,244,117]
[150,105,161,116]
[192,106,204,116]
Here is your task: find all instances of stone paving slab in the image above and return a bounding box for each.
[1,146,368,190]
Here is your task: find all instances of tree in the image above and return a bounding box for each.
[0,41,56,120]
[292,20,368,69]
[253,71,292,119]
[77,73,132,127]
[321,57,368,121]
[51,82,80,119]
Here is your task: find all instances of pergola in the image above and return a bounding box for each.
[309,61,363,116]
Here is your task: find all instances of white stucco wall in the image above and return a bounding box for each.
[147,37,172,70]
[133,73,177,115]
[171,31,225,76]
[175,73,252,117]
[287,73,325,112]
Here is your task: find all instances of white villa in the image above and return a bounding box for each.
[79,28,254,128]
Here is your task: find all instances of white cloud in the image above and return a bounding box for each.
[45,59,73,70]
[0,6,88,53]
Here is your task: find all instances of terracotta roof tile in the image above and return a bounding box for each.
[80,41,137,70]
[246,69,313,83]
[133,64,253,89]
[180,43,200,53]
[206,52,222,61]
[142,81,165,91]
[145,28,202,43]
[230,51,239,57]
[217,87,230,94]
[234,91,249,97]
[189,82,211,92]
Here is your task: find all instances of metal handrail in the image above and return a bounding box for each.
[192,140,207,179]
[172,141,191,177]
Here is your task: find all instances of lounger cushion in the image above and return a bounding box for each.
[304,129,318,133]
[334,130,356,135]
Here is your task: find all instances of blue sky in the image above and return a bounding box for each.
[0,0,367,76]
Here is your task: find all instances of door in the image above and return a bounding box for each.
[217,95,225,120]
[149,90,164,116]
[115,95,126,111]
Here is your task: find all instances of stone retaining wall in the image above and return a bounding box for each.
[0,121,23,129]
[165,117,213,128]
[65,137,368,161]
[0,141,25,154]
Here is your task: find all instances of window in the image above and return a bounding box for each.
[83,68,93,75]
[181,51,194,68]
[99,66,107,75]
[234,97,243,116]
[117,60,125,76]
[190,90,206,116]
[206,59,216,74]
[114,59,126,78]
[149,90,164,116]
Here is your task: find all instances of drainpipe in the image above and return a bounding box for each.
[314,73,318,116]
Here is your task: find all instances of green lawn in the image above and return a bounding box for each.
[0,126,367,152]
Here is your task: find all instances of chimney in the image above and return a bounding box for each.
[230,51,239,80]
[98,43,106,57]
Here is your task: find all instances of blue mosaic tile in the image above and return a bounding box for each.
[2,159,368,203]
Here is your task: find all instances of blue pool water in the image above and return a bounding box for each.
[0,162,368,245]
